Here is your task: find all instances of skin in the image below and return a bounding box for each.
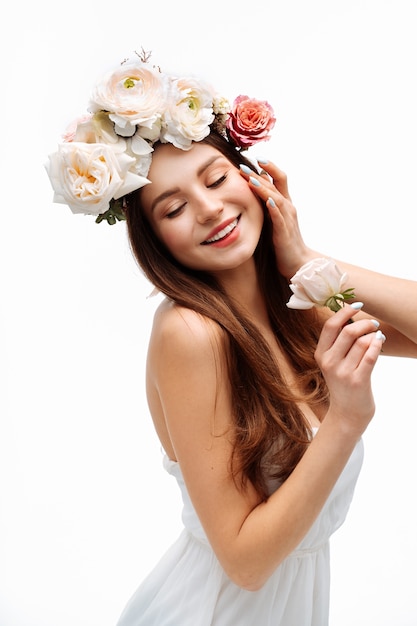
[141,142,417,591]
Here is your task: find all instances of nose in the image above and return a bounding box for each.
[195,192,224,224]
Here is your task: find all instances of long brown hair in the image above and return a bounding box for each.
[124,131,328,499]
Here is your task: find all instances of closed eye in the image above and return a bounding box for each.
[207,174,227,189]
[166,203,186,219]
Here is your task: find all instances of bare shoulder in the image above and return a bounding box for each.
[153,297,210,332]
[147,298,225,379]
[151,299,222,353]
[146,298,233,469]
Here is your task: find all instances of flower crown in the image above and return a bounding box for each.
[45,49,276,225]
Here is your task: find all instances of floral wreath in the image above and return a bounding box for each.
[45,48,276,225]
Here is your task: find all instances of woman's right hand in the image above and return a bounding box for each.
[314,304,385,437]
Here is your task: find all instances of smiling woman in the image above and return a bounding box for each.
[44,51,417,626]
[138,141,264,271]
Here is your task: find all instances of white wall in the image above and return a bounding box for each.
[2,1,416,624]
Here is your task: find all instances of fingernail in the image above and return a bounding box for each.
[350,302,364,310]
[249,176,261,187]
[376,330,386,342]
[239,164,252,175]
[267,197,276,208]
[257,157,269,164]
[370,319,380,328]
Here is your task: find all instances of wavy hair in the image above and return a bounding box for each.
[124,131,328,500]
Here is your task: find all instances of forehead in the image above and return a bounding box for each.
[150,141,224,178]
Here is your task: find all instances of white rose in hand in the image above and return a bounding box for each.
[45,142,150,217]
[286,258,355,312]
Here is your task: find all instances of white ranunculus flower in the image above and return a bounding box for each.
[130,152,152,178]
[161,77,215,149]
[286,258,352,311]
[113,120,137,138]
[89,63,167,133]
[71,111,127,149]
[126,134,153,178]
[45,142,150,217]
[137,117,162,143]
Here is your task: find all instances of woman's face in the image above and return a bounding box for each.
[140,141,264,274]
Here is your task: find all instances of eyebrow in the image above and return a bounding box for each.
[150,155,224,212]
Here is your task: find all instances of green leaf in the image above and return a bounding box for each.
[324,287,356,312]
[95,199,126,225]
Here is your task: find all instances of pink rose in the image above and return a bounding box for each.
[62,115,93,142]
[225,95,276,149]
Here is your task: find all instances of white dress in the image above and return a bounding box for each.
[116,435,364,626]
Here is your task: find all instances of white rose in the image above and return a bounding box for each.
[89,63,167,134]
[286,258,351,311]
[73,113,154,178]
[161,77,215,149]
[45,142,150,217]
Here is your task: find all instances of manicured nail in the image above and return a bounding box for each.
[249,176,261,187]
[267,197,276,208]
[350,302,364,310]
[257,157,269,164]
[239,164,252,175]
[370,319,380,328]
[376,330,386,342]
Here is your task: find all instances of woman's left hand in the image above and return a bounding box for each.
[240,159,318,279]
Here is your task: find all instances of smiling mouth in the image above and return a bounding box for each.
[201,216,241,245]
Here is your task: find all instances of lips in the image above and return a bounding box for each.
[201,216,241,245]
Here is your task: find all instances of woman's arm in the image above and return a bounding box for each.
[327,261,417,356]
[147,301,383,591]
[241,161,417,358]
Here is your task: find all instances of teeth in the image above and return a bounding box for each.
[205,218,238,243]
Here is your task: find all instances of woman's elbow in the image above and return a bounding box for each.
[225,563,272,592]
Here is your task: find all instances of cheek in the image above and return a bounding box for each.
[246,192,265,223]
[238,179,264,211]
[158,223,187,254]
[161,231,177,251]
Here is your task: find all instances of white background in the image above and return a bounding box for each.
[1,1,416,624]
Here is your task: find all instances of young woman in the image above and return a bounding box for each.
[46,54,417,625]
